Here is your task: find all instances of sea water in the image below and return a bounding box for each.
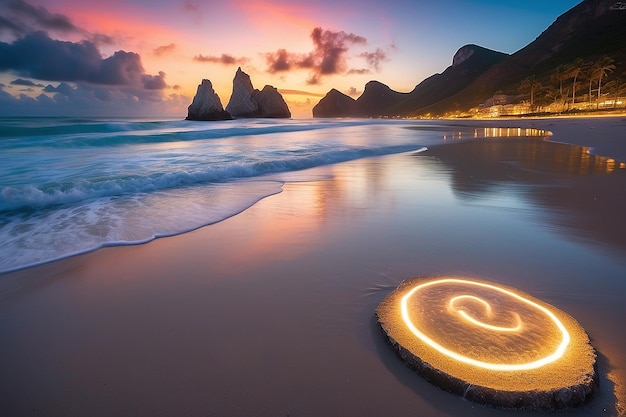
[0,117,452,273]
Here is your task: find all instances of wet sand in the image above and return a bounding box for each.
[1,118,626,416]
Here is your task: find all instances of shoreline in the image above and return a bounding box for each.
[436,115,626,161]
[1,116,624,276]
[1,118,625,416]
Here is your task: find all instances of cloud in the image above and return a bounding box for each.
[153,43,176,56]
[0,0,112,45]
[0,32,167,89]
[1,0,78,37]
[311,27,366,74]
[183,0,199,12]
[359,48,388,72]
[142,71,168,90]
[264,27,387,84]
[347,68,370,75]
[278,89,325,97]
[193,53,249,66]
[10,78,43,87]
[346,87,361,97]
[0,82,188,117]
[0,1,178,117]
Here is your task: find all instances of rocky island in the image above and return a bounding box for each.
[226,68,291,118]
[187,68,291,121]
[186,79,231,121]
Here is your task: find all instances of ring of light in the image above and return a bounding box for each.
[400,278,571,371]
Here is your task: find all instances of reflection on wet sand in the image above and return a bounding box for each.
[421,137,626,251]
[441,127,551,140]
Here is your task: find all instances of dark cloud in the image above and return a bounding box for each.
[264,27,386,83]
[2,0,79,36]
[264,49,293,72]
[0,15,23,35]
[0,1,178,116]
[142,72,168,90]
[154,43,176,56]
[0,0,115,46]
[0,82,188,117]
[193,53,249,65]
[311,27,366,75]
[0,32,101,81]
[0,32,167,89]
[10,78,43,87]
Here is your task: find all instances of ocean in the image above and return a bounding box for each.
[0,117,556,273]
[0,117,457,273]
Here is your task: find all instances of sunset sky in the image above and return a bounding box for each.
[0,0,581,118]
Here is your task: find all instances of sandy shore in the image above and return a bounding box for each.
[1,117,625,416]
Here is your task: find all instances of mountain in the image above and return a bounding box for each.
[314,0,626,118]
[390,45,509,115]
[424,0,626,115]
[312,88,356,117]
[313,44,506,118]
[353,81,409,117]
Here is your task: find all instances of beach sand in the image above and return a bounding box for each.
[1,117,625,417]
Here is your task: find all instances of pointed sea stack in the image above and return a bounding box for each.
[225,68,291,118]
[225,68,258,117]
[312,89,356,118]
[186,79,231,121]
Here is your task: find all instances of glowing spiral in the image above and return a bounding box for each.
[400,278,570,371]
[448,295,522,332]
[377,276,597,409]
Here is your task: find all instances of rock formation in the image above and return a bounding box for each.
[312,88,356,118]
[186,79,231,121]
[224,68,258,117]
[254,85,291,118]
[225,68,291,118]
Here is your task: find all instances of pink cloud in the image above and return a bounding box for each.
[193,53,249,66]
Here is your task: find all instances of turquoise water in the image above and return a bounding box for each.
[0,117,448,272]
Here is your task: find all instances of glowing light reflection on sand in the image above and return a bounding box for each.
[400,278,571,371]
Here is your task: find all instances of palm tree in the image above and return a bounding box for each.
[544,86,566,112]
[604,73,626,108]
[591,56,616,109]
[519,76,543,111]
[586,67,595,106]
[566,58,586,110]
[551,64,568,96]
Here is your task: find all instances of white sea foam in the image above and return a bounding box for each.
[0,117,449,272]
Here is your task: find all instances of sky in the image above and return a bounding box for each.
[0,0,582,118]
